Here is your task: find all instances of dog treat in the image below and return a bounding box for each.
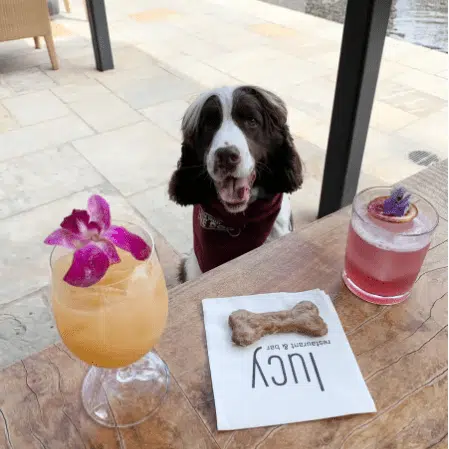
[229,301,328,347]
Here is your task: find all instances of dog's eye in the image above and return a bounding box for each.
[246,118,258,128]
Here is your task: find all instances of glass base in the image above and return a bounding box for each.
[342,271,410,305]
[82,351,170,428]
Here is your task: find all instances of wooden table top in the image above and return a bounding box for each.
[1,161,447,449]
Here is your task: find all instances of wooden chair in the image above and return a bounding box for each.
[63,0,87,15]
[0,0,59,70]
[63,0,71,13]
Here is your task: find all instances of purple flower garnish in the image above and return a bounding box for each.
[45,195,151,288]
[383,186,411,217]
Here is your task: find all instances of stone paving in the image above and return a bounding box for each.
[0,0,447,368]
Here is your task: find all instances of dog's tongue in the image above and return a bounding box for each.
[219,177,252,204]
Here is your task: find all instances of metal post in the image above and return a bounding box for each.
[317,0,393,218]
[85,0,114,71]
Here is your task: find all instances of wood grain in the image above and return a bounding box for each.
[0,161,446,449]
[0,345,219,449]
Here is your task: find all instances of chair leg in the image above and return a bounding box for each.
[33,37,41,49]
[44,34,59,70]
[63,0,71,13]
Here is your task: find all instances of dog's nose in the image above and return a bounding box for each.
[214,146,241,173]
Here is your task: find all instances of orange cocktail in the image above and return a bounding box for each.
[51,248,168,368]
[45,195,170,428]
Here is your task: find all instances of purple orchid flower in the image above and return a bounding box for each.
[45,195,151,288]
[383,186,411,217]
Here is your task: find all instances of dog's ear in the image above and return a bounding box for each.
[169,94,218,206]
[246,86,303,194]
[263,125,303,194]
[168,141,214,206]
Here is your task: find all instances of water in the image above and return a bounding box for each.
[262,0,448,52]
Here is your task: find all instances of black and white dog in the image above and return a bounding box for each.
[169,85,303,282]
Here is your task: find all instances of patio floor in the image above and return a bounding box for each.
[0,0,447,368]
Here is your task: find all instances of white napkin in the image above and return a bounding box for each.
[202,289,376,431]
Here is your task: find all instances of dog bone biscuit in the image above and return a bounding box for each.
[229,301,328,347]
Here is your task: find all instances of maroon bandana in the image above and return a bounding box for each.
[193,194,283,273]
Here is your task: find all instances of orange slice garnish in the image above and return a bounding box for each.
[368,196,418,224]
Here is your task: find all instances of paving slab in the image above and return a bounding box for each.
[0,113,94,162]
[72,121,180,196]
[129,184,193,256]
[2,90,70,127]
[0,144,103,219]
[0,288,59,369]
[68,91,143,132]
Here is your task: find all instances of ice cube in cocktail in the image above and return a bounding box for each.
[343,187,438,305]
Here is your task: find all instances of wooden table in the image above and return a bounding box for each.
[1,161,447,449]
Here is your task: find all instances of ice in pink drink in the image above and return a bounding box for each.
[344,205,433,305]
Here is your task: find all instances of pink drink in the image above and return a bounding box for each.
[345,223,430,300]
[343,187,438,305]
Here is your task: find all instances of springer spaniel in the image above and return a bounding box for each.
[168,85,303,282]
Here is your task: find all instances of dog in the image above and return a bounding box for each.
[168,85,303,282]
